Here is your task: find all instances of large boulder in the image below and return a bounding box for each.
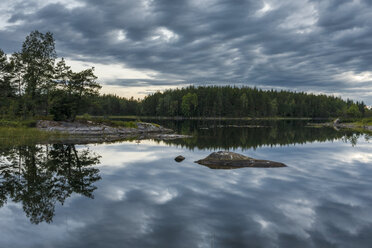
[195,151,286,169]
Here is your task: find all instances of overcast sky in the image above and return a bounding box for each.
[1,0,371,103]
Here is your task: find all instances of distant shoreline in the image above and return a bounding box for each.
[89,115,322,121]
[307,119,372,133]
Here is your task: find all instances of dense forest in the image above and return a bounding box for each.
[139,86,367,118]
[0,30,369,121]
[81,86,369,118]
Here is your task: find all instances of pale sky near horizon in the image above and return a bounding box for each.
[1,0,372,104]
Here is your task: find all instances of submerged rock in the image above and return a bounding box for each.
[175,155,185,162]
[195,151,286,169]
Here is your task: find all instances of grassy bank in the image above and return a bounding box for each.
[79,117,139,128]
[347,117,372,134]
[328,117,372,134]
[0,116,139,129]
[0,119,37,128]
[0,119,65,146]
[352,117,372,126]
[0,127,67,147]
[76,116,138,128]
[338,117,372,126]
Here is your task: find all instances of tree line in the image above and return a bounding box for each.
[0,31,100,121]
[82,85,368,118]
[0,30,369,120]
[139,86,367,118]
[76,85,369,118]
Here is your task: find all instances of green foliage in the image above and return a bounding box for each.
[0,119,37,128]
[360,117,372,125]
[346,104,362,118]
[81,113,92,120]
[181,93,198,117]
[139,86,365,118]
[21,31,56,116]
[77,86,366,119]
[0,127,66,147]
[0,50,17,118]
[111,120,137,128]
[50,90,73,121]
[78,94,141,116]
[76,116,138,128]
[54,63,101,121]
[0,31,101,121]
[349,117,372,126]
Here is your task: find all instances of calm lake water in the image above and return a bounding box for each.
[1,120,372,248]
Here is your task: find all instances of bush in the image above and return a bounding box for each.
[81,113,92,120]
[346,105,362,118]
[50,92,73,121]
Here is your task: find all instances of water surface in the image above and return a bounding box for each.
[1,120,372,248]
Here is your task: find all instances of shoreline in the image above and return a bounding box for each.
[335,123,372,133]
[307,120,372,133]
[35,120,191,142]
[92,115,320,121]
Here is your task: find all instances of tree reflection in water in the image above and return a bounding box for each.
[0,144,101,224]
[151,119,370,150]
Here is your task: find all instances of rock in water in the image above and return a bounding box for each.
[195,151,286,169]
[333,118,340,126]
[175,155,185,162]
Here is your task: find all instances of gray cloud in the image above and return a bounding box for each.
[0,0,372,103]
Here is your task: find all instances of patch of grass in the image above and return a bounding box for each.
[110,120,138,128]
[0,127,67,147]
[0,119,37,128]
[357,117,372,126]
[340,117,372,126]
[76,116,138,128]
[81,113,92,120]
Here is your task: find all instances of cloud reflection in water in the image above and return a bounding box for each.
[1,136,372,247]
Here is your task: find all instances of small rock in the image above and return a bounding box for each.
[175,155,185,162]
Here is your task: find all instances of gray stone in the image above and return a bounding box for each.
[37,120,175,136]
[195,151,286,169]
[175,155,185,162]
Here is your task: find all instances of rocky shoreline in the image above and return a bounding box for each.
[307,118,372,132]
[334,123,372,131]
[36,120,191,142]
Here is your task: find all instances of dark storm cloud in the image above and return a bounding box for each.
[1,0,372,102]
